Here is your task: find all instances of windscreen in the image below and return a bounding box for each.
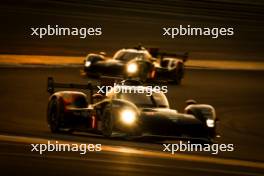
[114,51,148,62]
[118,91,169,108]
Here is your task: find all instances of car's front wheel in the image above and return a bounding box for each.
[47,98,64,133]
[101,105,113,137]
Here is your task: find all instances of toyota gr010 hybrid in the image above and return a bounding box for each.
[47,78,218,142]
[83,46,188,85]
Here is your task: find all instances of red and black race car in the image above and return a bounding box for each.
[47,78,218,142]
[83,46,188,85]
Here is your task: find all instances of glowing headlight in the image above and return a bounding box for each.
[120,109,136,125]
[206,119,215,128]
[85,61,91,67]
[127,63,138,74]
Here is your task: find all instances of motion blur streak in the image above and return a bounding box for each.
[0,152,262,176]
[0,134,263,169]
[1,55,264,70]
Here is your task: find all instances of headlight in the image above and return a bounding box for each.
[120,109,136,125]
[127,63,138,74]
[206,119,215,128]
[85,61,91,67]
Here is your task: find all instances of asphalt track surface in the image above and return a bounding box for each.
[0,67,264,175]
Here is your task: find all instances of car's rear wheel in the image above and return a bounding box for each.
[171,62,184,85]
[47,98,64,133]
[172,75,181,85]
[101,105,113,137]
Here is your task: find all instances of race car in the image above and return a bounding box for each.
[47,78,218,142]
[83,46,188,84]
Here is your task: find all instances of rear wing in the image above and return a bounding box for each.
[147,48,188,62]
[47,77,97,95]
[47,77,122,103]
[47,77,99,103]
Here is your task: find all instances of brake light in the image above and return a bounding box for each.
[91,115,96,129]
[150,70,156,78]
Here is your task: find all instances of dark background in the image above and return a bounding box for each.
[0,0,264,60]
[0,1,264,175]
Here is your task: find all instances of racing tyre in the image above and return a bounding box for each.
[47,98,64,133]
[172,76,181,85]
[172,63,184,85]
[101,105,113,137]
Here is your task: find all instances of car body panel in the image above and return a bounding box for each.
[47,82,217,140]
[83,47,186,83]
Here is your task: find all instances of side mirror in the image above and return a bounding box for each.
[99,52,106,56]
[92,93,105,103]
[185,99,197,106]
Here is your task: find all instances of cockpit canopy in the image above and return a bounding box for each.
[113,49,152,62]
[106,85,169,108]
